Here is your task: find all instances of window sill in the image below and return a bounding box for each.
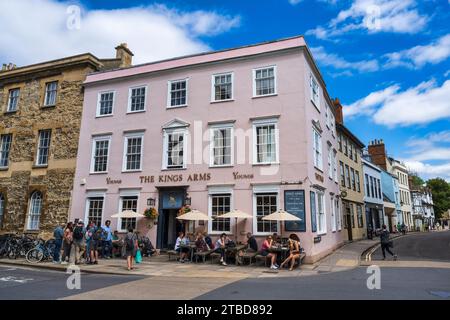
[32,165,48,169]
[316,232,327,236]
[210,99,234,104]
[314,166,324,173]
[122,170,143,173]
[3,110,18,115]
[0,167,9,171]
[252,93,278,99]
[252,162,280,166]
[89,172,108,175]
[209,231,233,236]
[161,167,187,171]
[41,105,56,109]
[126,110,146,115]
[96,114,114,118]
[209,165,234,169]
[166,105,188,109]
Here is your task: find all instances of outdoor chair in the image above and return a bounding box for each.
[193,249,214,263]
[240,250,258,265]
[167,250,179,261]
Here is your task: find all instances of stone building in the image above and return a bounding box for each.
[334,99,366,241]
[0,44,133,236]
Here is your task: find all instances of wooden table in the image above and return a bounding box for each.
[225,244,247,265]
[179,243,197,262]
[269,246,290,264]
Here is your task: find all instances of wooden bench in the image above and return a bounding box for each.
[193,250,214,263]
[167,250,179,261]
[210,252,221,264]
[240,251,258,265]
[255,254,270,267]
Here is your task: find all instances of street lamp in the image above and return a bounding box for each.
[147,197,155,207]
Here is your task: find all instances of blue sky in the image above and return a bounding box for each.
[1,0,449,180]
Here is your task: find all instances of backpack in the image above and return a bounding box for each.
[126,234,135,251]
[92,228,102,241]
[73,226,83,241]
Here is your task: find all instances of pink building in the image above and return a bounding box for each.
[70,36,343,263]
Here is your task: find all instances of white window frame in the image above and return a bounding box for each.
[209,124,234,167]
[90,135,112,174]
[252,65,277,98]
[330,111,336,136]
[27,191,42,231]
[84,191,106,226]
[7,88,20,112]
[211,72,234,102]
[333,150,338,183]
[316,191,327,235]
[310,73,320,109]
[0,134,12,169]
[117,190,140,232]
[122,132,144,172]
[335,198,341,231]
[325,105,330,128]
[127,85,148,113]
[35,130,51,167]
[208,186,234,235]
[252,185,280,236]
[327,144,333,179]
[331,195,336,232]
[167,79,188,108]
[162,128,188,170]
[96,90,116,117]
[252,118,279,165]
[313,128,323,170]
[44,81,58,107]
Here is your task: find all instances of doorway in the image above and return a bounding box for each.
[345,204,353,241]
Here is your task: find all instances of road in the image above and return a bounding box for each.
[372,230,450,261]
[0,231,449,300]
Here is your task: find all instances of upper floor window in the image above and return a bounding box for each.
[97,91,115,117]
[253,120,278,164]
[36,130,51,166]
[212,73,233,102]
[0,193,4,229]
[7,88,20,112]
[327,145,332,179]
[123,133,144,171]
[340,161,345,187]
[44,81,58,107]
[338,133,342,152]
[365,174,370,196]
[349,143,353,160]
[333,150,338,182]
[355,170,361,192]
[163,129,187,169]
[27,191,42,230]
[370,176,375,198]
[210,125,233,167]
[0,134,12,168]
[330,111,335,135]
[91,136,111,173]
[325,106,330,128]
[345,165,351,188]
[310,74,320,108]
[128,86,147,113]
[350,168,356,191]
[343,136,348,156]
[313,128,322,170]
[168,79,187,108]
[253,66,276,97]
[377,179,382,199]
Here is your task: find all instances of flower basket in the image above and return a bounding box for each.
[144,207,159,220]
[177,205,191,217]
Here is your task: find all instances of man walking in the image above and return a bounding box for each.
[380,224,397,261]
[53,224,64,263]
[102,220,113,259]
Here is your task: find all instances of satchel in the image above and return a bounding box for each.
[135,249,142,263]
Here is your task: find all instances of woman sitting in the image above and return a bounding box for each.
[280,234,301,271]
[214,233,228,266]
[261,235,279,270]
[174,231,190,263]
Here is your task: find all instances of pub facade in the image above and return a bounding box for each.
[70,36,343,263]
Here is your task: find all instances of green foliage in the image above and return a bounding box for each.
[426,178,450,219]
[410,175,425,187]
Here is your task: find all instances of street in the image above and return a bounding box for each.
[0,231,449,300]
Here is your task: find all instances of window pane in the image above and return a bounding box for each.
[121,196,138,230]
[213,128,232,165]
[28,192,42,230]
[256,193,278,233]
[211,194,231,232]
[7,89,20,112]
[94,139,109,172]
[130,87,146,112]
[45,82,58,106]
[87,197,104,226]
[256,124,276,163]
[167,132,184,168]
[126,136,142,170]
[255,68,275,96]
[37,130,51,165]
[0,134,12,167]
[99,92,114,115]
[170,80,187,106]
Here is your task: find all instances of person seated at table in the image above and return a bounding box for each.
[261,235,279,270]
[175,231,190,263]
[195,233,210,252]
[214,233,228,266]
[246,232,258,252]
[280,234,301,271]
[272,232,281,244]
[203,232,214,250]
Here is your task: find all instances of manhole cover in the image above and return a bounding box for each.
[429,291,450,298]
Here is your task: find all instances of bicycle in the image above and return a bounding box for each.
[26,239,56,263]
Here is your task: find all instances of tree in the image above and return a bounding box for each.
[427,178,450,219]
[410,174,425,188]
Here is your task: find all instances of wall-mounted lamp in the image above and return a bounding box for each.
[184,195,191,206]
[147,197,155,207]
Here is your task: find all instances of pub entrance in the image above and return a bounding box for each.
[156,187,187,250]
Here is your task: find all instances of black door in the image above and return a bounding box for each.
[346,215,353,241]
[159,209,183,250]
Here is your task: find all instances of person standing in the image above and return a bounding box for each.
[70,220,86,265]
[53,224,64,264]
[102,220,113,259]
[380,224,397,260]
[125,226,138,271]
[61,222,73,265]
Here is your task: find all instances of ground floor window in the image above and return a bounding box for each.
[255,193,278,233]
[0,193,4,229]
[350,203,355,228]
[210,194,231,232]
[357,204,364,228]
[315,191,326,234]
[27,191,42,230]
[120,196,138,231]
[87,197,104,226]
[335,198,341,231]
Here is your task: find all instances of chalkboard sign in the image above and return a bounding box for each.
[284,190,306,232]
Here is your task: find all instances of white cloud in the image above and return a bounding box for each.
[306,0,428,40]
[405,161,450,182]
[311,46,379,73]
[344,79,450,126]
[384,34,450,69]
[0,0,240,66]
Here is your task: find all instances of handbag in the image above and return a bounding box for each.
[135,249,142,263]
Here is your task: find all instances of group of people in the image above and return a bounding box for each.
[53,220,123,266]
[260,233,302,270]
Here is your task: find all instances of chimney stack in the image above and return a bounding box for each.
[333,98,344,125]
[367,139,387,170]
[115,43,134,68]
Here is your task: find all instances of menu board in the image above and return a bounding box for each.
[284,190,306,232]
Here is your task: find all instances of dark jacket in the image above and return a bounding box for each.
[247,236,258,252]
[380,229,390,244]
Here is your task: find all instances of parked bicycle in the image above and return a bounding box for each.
[26,239,56,263]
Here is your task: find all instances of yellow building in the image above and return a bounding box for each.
[334,99,366,241]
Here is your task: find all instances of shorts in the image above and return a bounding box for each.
[261,250,270,257]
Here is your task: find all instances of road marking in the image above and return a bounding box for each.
[0,276,34,284]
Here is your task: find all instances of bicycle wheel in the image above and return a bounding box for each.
[26,248,44,263]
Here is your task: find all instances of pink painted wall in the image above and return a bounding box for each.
[71,38,343,262]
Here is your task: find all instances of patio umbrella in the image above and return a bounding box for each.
[262,209,301,238]
[218,209,252,242]
[176,210,211,234]
[111,210,145,218]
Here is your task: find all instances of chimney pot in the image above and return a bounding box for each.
[115,43,134,68]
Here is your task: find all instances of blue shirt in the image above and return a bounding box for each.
[54,226,64,240]
[102,226,112,241]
